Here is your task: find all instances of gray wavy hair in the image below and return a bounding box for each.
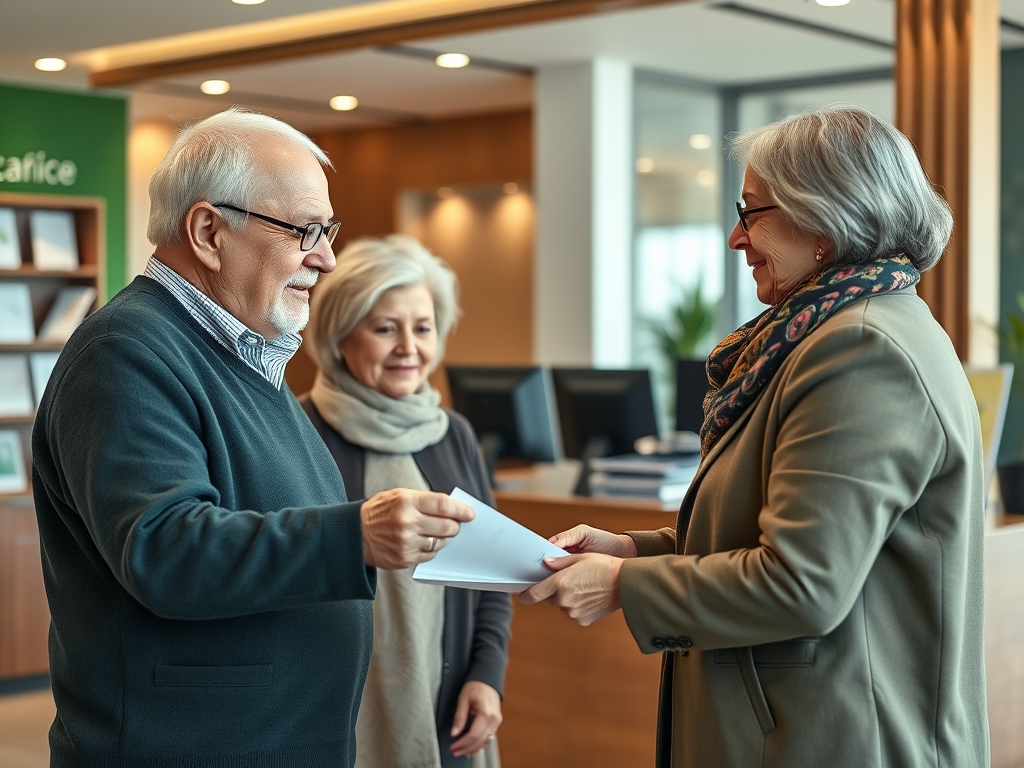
[730,104,952,271]
[305,234,461,380]
[147,107,331,246]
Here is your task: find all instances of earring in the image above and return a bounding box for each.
[815,246,824,263]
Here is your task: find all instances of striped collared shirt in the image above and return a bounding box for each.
[143,257,301,390]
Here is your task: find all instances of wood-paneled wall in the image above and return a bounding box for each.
[285,110,534,396]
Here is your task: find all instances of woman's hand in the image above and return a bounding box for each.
[550,525,638,558]
[518,553,624,626]
[450,680,502,758]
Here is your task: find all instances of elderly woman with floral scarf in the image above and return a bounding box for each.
[521,105,989,768]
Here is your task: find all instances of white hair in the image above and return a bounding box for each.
[730,104,952,271]
[306,234,461,380]
[147,107,332,246]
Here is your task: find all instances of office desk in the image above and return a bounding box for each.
[493,465,1024,768]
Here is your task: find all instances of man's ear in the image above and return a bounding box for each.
[184,202,225,273]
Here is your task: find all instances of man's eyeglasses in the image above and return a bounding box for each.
[735,201,779,232]
[213,203,341,252]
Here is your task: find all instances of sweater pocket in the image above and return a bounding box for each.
[154,663,274,687]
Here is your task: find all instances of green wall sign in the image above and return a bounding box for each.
[0,82,127,299]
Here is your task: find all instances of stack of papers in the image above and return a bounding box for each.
[587,452,701,504]
[412,488,567,593]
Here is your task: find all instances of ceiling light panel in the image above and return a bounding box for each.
[34,58,67,72]
[435,52,470,68]
[155,48,530,120]
[200,79,231,94]
[329,95,358,111]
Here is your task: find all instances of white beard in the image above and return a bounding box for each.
[267,266,318,335]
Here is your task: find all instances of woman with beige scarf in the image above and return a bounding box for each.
[300,234,510,768]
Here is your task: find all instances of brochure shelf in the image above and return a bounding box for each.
[0,191,105,680]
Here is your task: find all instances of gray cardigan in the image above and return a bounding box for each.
[299,395,513,768]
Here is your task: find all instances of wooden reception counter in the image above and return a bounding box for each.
[493,463,1024,768]
[493,465,672,768]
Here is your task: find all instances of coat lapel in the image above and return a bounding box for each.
[674,387,768,546]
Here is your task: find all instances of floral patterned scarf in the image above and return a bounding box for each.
[700,254,920,458]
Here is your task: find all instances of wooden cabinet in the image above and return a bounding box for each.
[0,191,104,681]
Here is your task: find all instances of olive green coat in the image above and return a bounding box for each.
[620,289,989,768]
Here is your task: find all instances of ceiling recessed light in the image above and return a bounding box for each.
[697,170,715,186]
[816,0,850,6]
[34,58,66,72]
[232,0,266,4]
[435,53,470,69]
[689,134,713,150]
[330,95,358,111]
[438,186,455,198]
[503,182,519,195]
[200,80,231,95]
[635,158,654,173]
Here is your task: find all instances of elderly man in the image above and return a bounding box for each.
[31,108,472,768]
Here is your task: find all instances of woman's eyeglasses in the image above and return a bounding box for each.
[735,201,779,232]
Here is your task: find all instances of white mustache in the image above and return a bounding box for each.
[287,268,319,290]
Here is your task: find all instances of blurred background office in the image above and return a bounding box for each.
[3,1,1024,767]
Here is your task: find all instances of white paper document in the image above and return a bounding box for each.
[412,487,568,593]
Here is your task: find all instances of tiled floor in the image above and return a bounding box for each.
[0,689,53,768]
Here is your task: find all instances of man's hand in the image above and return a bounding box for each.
[518,553,624,626]
[360,489,474,570]
[550,525,638,558]
[449,680,502,758]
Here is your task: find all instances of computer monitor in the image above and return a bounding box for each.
[445,365,560,486]
[550,368,659,494]
[675,358,710,434]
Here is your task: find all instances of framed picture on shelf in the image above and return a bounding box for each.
[30,209,79,271]
[0,430,27,494]
[0,207,20,269]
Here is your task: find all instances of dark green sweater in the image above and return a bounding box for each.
[32,277,376,768]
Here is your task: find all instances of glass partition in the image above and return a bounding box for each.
[633,76,722,428]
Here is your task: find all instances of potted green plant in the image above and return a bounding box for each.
[643,281,718,427]
[997,292,1024,514]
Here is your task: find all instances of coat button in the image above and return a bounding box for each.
[678,637,693,648]
[665,638,678,649]
[652,637,666,649]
